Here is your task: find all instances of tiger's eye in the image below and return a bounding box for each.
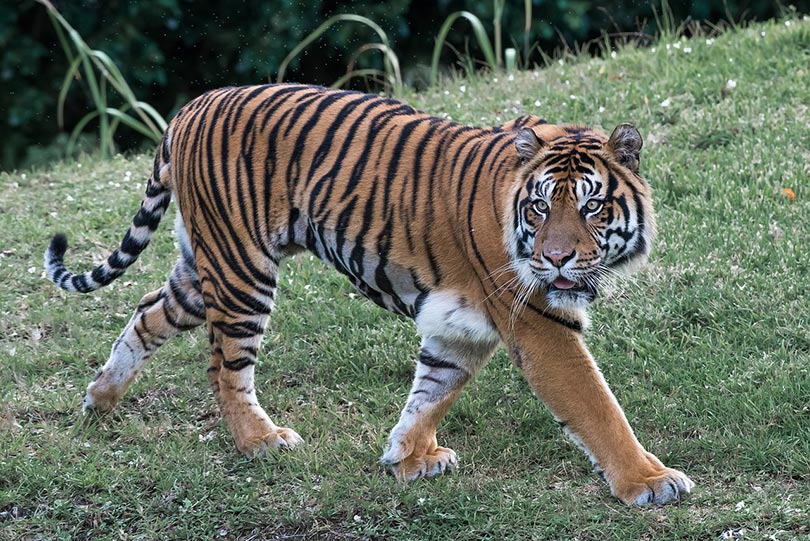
[533,200,549,213]
[584,199,603,213]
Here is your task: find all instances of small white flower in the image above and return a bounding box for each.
[418,497,426,504]
[706,38,714,45]
[598,106,605,113]
[459,85,466,93]
[27,266,37,274]
[533,99,541,107]
[651,47,656,52]
[610,51,617,59]
[507,74,514,81]
[673,42,681,49]
[761,31,766,37]
[245,477,252,483]
[557,59,564,66]
[492,77,499,83]
[726,79,737,89]
[568,94,577,100]
[735,501,746,511]
[660,98,672,107]
[785,20,791,26]
[683,47,692,53]
[66,194,74,202]
[353,515,362,523]
[77,163,82,168]
[443,90,449,95]
[20,173,26,180]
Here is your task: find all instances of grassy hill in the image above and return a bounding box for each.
[1,15,808,541]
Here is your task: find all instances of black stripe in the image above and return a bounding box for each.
[212,319,265,338]
[222,357,256,371]
[419,350,459,370]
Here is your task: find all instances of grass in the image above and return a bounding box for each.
[1,15,809,541]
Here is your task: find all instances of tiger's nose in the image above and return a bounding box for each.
[543,248,575,267]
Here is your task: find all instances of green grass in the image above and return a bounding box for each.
[2,16,809,541]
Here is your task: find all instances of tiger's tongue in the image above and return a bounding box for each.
[552,277,577,290]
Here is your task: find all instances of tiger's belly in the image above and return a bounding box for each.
[287,214,425,318]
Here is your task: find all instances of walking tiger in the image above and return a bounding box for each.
[45,84,693,504]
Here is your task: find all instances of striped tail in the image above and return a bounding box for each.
[45,139,173,293]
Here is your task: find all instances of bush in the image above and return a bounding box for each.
[3,0,807,171]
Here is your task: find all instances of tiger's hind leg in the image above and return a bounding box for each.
[199,252,303,456]
[83,250,205,412]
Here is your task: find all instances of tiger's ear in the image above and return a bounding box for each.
[515,127,543,162]
[608,124,643,173]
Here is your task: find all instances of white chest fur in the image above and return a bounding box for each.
[415,290,500,346]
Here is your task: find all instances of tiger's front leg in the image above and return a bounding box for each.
[382,291,499,481]
[508,317,694,505]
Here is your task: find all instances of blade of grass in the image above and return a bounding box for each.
[105,108,166,140]
[57,56,83,129]
[66,110,100,158]
[332,68,389,89]
[343,43,402,91]
[277,14,402,94]
[90,50,167,134]
[523,0,532,64]
[493,0,506,68]
[36,0,167,159]
[431,11,498,85]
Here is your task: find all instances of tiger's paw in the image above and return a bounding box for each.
[235,426,304,457]
[381,446,458,481]
[82,382,122,414]
[610,462,694,505]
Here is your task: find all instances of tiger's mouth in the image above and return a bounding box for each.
[545,274,598,308]
[550,276,578,290]
[548,275,593,294]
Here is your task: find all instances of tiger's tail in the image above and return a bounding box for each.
[44,133,173,294]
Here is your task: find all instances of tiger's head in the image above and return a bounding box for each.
[505,123,655,310]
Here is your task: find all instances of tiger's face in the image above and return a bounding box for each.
[506,124,655,310]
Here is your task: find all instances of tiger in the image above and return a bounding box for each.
[45,83,694,505]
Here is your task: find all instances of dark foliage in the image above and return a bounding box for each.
[2,0,807,170]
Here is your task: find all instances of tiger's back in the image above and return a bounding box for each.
[168,84,528,317]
